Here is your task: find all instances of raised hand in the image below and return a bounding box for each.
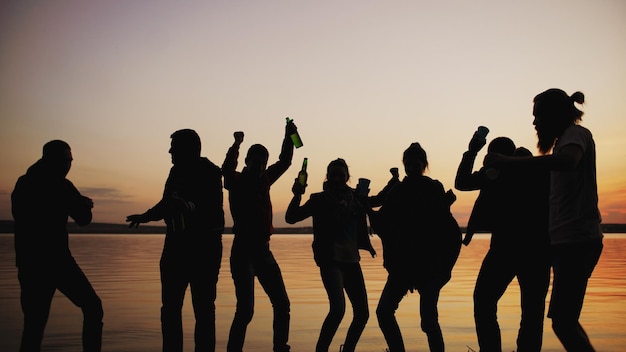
[468,132,487,154]
[291,178,306,196]
[233,131,244,145]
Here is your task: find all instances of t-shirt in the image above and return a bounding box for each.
[549,125,603,244]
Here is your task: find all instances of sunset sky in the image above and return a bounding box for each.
[1,0,625,228]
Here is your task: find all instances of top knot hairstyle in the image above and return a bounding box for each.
[570,91,585,105]
[533,88,585,124]
[403,142,428,174]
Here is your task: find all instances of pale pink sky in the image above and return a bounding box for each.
[1,0,625,227]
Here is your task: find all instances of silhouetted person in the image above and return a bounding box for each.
[372,143,461,352]
[222,123,296,352]
[11,140,103,352]
[126,129,224,352]
[456,135,550,351]
[285,158,376,352]
[456,137,517,245]
[486,89,603,351]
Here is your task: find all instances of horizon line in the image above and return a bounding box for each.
[1,220,625,235]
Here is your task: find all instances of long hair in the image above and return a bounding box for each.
[533,89,584,122]
[533,89,585,154]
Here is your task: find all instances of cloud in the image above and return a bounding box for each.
[79,186,131,204]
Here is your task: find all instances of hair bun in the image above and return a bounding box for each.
[571,91,585,104]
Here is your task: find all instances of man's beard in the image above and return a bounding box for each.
[536,129,558,155]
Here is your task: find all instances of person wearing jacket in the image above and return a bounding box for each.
[285,158,376,352]
[455,136,517,245]
[126,129,225,352]
[456,134,550,351]
[222,122,296,352]
[373,143,461,352]
[12,140,103,352]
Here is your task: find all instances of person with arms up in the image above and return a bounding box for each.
[372,143,461,352]
[456,133,550,351]
[222,120,298,352]
[126,129,225,352]
[486,89,603,351]
[12,140,103,352]
[285,158,376,352]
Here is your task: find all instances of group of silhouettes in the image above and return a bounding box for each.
[11,88,603,352]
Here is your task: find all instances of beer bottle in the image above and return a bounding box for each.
[298,158,308,186]
[286,117,303,148]
[170,192,186,233]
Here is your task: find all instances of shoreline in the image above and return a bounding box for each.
[1,220,625,234]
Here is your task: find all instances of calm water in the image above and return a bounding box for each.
[1,234,625,352]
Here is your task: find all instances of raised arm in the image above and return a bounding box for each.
[369,169,400,207]
[266,124,294,184]
[222,131,244,189]
[285,178,311,224]
[455,132,487,191]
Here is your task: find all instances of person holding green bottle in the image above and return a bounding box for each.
[222,120,299,352]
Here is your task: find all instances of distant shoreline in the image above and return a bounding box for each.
[0,220,314,235]
[1,220,625,234]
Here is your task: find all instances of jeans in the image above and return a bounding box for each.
[316,262,369,352]
[160,239,222,352]
[376,274,445,352]
[548,239,603,352]
[473,245,550,352]
[227,241,290,352]
[18,257,103,352]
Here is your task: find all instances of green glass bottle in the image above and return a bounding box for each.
[298,158,308,186]
[286,117,303,148]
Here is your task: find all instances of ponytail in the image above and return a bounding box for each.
[571,91,585,105]
[534,88,585,123]
[570,91,585,122]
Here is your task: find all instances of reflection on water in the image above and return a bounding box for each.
[1,234,625,351]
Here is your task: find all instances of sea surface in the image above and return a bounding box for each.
[0,234,625,352]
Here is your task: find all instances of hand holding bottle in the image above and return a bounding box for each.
[168,192,189,233]
[356,178,370,196]
[292,158,308,195]
[285,117,303,148]
[469,126,488,154]
[297,158,308,186]
[291,178,306,196]
[168,192,192,212]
